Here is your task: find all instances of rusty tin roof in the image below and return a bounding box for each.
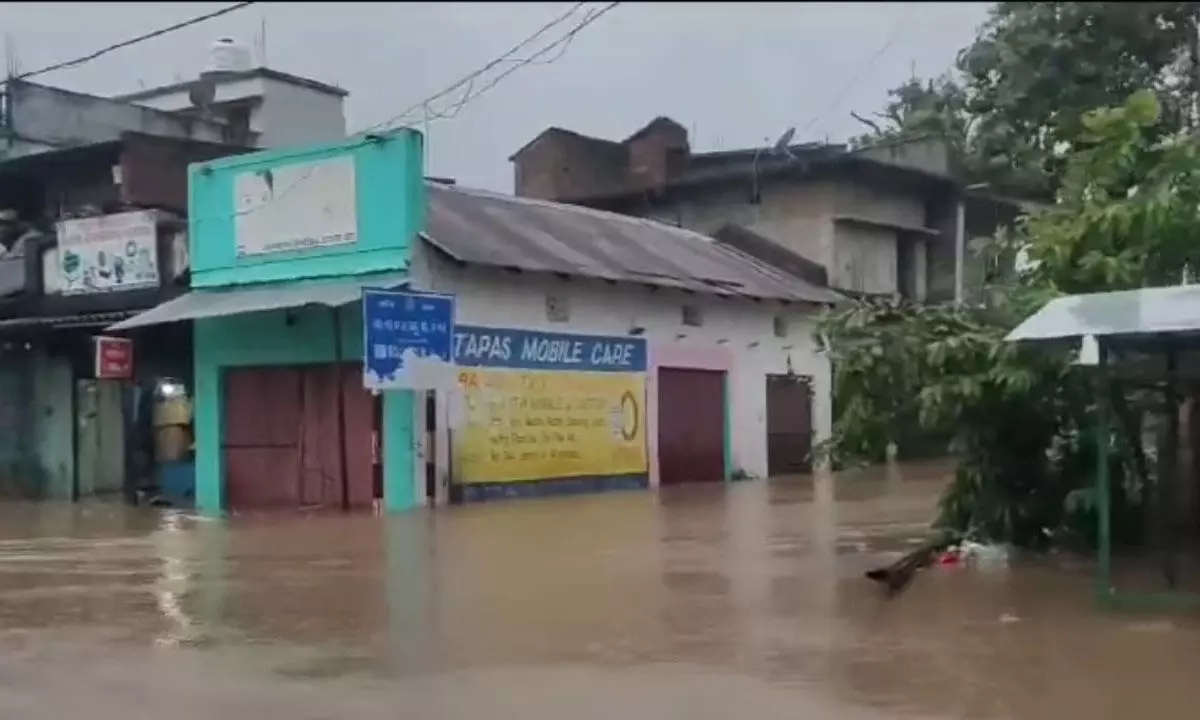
[424,183,838,305]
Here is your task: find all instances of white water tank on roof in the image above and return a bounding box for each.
[209,37,252,73]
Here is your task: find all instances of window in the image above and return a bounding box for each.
[773,314,788,338]
[545,294,570,323]
[681,304,703,327]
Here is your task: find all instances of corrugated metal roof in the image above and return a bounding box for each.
[107,272,407,331]
[1007,285,1200,343]
[424,183,839,304]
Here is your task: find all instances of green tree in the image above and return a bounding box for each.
[850,74,971,161]
[821,91,1200,546]
[854,3,1200,197]
[963,2,1198,196]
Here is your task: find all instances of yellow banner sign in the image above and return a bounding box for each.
[455,368,647,484]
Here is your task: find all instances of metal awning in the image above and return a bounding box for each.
[0,310,138,331]
[1006,285,1200,343]
[106,271,408,331]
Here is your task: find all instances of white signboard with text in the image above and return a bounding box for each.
[233,155,358,257]
[57,210,159,295]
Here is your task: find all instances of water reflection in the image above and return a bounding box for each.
[151,510,197,647]
[0,465,1198,718]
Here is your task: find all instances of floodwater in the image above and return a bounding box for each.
[1,461,1198,719]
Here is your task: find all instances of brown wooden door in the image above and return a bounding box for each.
[766,374,814,475]
[224,364,374,512]
[224,367,304,510]
[339,365,377,509]
[658,368,725,485]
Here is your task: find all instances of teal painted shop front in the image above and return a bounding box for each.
[188,132,425,289]
[193,297,416,514]
[111,129,426,515]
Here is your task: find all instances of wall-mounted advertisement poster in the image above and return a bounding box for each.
[57,210,159,295]
[233,156,358,257]
[452,326,649,484]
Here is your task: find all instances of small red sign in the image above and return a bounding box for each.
[94,336,134,380]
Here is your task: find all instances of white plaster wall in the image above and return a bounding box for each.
[667,179,838,271]
[125,77,267,113]
[8,81,229,153]
[124,76,346,149]
[252,78,346,148]
[834,178,928,228]
[632,175,939,300]
[410,244,832,489]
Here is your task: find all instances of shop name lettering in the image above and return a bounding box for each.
[455,330,641,370]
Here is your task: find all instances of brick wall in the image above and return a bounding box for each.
[513,131,627,201]
[118,133,252,212]
[513,122,689,201]
[626,122,688,190]
[510,124,1009,302]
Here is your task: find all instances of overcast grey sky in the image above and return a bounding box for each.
[0,2,990,191]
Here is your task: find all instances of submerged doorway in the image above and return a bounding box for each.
[75,379,126,498]
[222,363,376,512]
[765,373,814,475]
[658,367,726,485]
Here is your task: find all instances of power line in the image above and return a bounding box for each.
[364,1,617,133]
[7,2,257,83]
[199,1,621,225]
[411,2,620,127]
[797,2,919,138]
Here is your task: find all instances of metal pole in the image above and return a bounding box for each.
[69,355,81,503]
[1095,341,1111,604]
[332,306,350,511]
[953,197,966,304]
[1165,345,1181,589]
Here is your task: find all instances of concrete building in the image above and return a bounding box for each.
[0,79,242,158]
[0,42,348,505]
[0,132,251,501]
[114,39,348,150]
[110,135,836,513]
[413,182,837,504]
[111,129,426,514]
[509,117,1025,305]
[1,38,347,162]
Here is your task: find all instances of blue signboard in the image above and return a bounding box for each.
[363,289,455,389]
[454,325,647,373]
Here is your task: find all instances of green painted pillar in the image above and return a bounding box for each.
[384,512,431,670]
[193,321,224,515]
[382,389,416,512]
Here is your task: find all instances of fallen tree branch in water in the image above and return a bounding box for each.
[865,534,959,598]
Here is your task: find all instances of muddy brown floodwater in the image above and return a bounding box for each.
[1,460,1199,719]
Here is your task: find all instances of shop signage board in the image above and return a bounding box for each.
[452,325,648,484]
[362,288,456,390]
[57,210,159,294]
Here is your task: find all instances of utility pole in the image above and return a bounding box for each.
[1185,6,1200,286]
[1189,4,1200,131]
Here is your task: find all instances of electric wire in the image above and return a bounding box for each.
[6,2,257,83]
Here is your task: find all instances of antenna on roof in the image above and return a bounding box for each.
[772,127,797,160]
[4,34,20,78]
[256,15,268,66]
[752,127,800,206]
